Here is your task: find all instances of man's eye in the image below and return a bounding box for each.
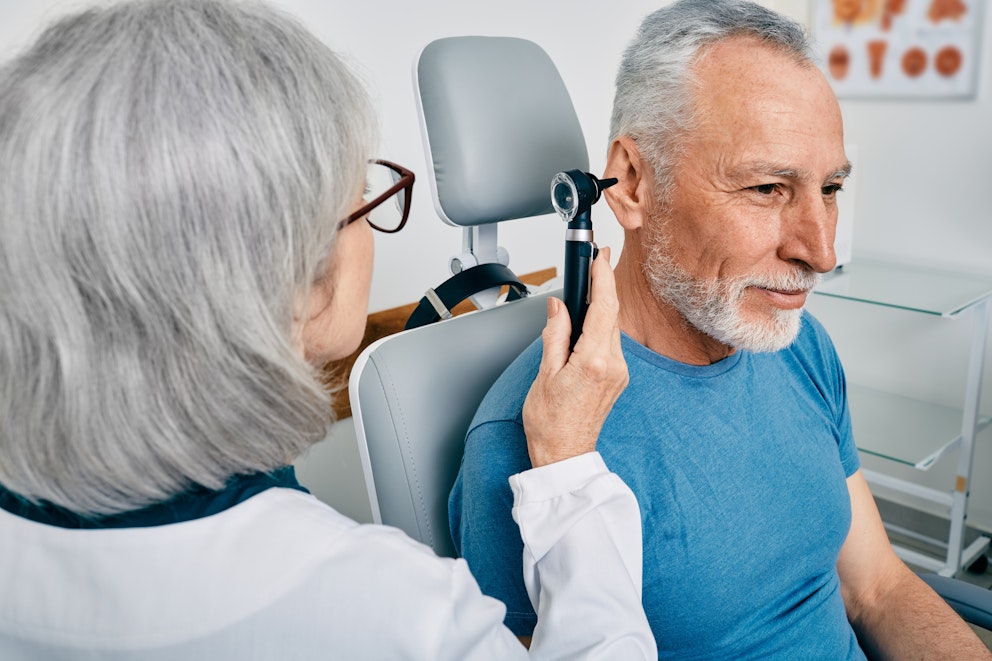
[751,183,777,195]
[822,183,844,196]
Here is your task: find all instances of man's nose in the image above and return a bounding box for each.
[779,191,837,274]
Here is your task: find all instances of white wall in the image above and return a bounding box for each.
[3,0,991,531]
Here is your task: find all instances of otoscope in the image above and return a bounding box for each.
[550,170,618,350]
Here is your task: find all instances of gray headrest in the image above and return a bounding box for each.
[415,36,589,227]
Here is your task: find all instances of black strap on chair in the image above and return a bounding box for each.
[405,262,528,330]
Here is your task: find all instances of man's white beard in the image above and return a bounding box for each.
[644,232,821,354]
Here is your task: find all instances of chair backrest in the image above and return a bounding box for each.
[412,35,589,310]
[349,290,557,557]
[414,35,589,228]
[347,36,586,557]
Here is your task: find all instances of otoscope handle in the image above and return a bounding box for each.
[563,239,598,350]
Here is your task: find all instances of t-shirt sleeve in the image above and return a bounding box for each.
[804,313,860,478]
[835,375,859,478]
[449,418,537,636]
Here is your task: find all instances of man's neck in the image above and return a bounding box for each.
[614,252,735,366]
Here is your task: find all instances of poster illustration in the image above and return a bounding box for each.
[812,0,981,98]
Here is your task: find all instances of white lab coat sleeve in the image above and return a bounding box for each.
[511,451,657,660]
[431,558,532,660]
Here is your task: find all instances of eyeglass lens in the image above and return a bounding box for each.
[365,162,406,232]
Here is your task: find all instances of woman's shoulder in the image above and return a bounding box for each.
[234,490,508,652]
[204,489,473,628]
[0,488,473,652]
[231,488,446,559]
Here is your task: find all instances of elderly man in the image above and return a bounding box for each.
[449,1,991,658]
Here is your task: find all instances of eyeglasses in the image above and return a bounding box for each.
[338,159,415,233]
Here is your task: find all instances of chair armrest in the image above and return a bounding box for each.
[919,572,992,630]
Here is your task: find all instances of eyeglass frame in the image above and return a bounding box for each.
[337,159,415,233]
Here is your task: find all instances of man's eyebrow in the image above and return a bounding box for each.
[830,162,854,180]
[729,161,805,180]
[730,161,853,182]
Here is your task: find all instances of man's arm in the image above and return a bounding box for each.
[451,419,539,636]
[837,469,991,659]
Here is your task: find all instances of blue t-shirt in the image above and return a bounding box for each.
[450,312,865,660]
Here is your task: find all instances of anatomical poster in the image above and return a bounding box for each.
[813,0,981,98]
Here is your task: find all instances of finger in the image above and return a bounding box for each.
[573,247,620,351]
[589,246,616,306]
[538,296,571,374]
[594,248,625,357]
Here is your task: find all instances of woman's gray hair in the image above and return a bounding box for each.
[0,0,376,515]
[609,0,815,205]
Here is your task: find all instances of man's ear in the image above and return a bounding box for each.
[602,136,651,231]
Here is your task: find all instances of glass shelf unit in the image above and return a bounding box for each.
[813,258,992,577]
[848,384,992,470]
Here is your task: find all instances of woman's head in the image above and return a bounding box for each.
[0,0,375,515]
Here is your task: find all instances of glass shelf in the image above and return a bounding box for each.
[815,259,992,318]
[849,384,991,470]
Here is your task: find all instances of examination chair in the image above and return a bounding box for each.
[346,36,992,641]
[349,36,587,558]
[920,572,992,632]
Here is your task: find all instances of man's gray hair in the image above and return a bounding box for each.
[610,0,815,203]
[0,0,375,515]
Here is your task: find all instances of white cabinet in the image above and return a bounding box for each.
[814,259,992,577]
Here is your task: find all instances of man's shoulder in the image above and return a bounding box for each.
[470,337,542,428]
[772,310,845,389]
[790,310,837,358]
[800,308,830,337]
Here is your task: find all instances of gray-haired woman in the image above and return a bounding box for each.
[0,0,654,658]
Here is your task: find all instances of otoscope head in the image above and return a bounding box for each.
[551,170,618,223]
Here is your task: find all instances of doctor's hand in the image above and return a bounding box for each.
[522,247,628,468]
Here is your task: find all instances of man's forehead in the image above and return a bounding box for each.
[691,38,841,123]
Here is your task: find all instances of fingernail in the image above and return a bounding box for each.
[547,297,560,319]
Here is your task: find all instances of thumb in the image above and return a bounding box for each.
[539,297,571,373]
